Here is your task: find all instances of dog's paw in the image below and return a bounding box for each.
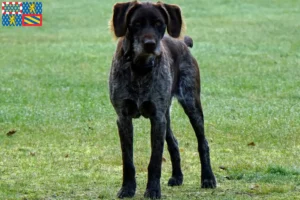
[117,186,136,199]
[168,176,183,186]
[201,175,217,188]
[144,188,161,199]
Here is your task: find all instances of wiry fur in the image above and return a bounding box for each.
[108,1,216,199]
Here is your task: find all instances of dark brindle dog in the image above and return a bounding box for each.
[109,1,216,199]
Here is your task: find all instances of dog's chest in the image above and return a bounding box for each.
[109,60,173,117]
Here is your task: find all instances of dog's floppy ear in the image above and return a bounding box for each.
[110,1,138,37]
[156,2,183,38]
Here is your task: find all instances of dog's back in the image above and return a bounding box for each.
[160,36,200,96]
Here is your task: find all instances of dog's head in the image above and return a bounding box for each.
[110,1,183,58]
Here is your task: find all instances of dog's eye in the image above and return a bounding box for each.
[154,21,162,27]
[133,22,141,28]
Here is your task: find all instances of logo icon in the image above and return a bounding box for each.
[2,2,42,27]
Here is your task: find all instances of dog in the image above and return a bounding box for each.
[109,1,216,199]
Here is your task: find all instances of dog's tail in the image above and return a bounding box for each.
[184,36,193,48]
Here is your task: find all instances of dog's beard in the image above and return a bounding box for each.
[133,55,155,67]
[131,54,155,75]
[129,38,161,75]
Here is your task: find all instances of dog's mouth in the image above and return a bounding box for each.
[151,46,161,56]
[133,39,161,56]
[138,47,161,58]
[130,38,162,75]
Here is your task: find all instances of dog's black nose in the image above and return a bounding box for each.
[143,39,156,53]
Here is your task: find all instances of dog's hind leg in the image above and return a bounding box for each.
[178,95,216,188]
[177,63,217,189]
[117,116,136,198]
[165,107,183,186]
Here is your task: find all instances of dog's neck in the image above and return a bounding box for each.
[131,55,157,75]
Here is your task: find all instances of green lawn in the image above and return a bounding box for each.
[1,0,300,199]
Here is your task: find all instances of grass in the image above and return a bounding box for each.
[0,0,300,199]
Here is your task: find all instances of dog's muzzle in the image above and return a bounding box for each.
[143,38,157,54]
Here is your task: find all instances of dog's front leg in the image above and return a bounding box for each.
[117,116,136,198]
[144,114,166,199]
